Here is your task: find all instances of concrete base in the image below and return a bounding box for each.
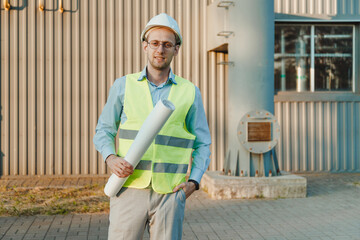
[201,171,307,199]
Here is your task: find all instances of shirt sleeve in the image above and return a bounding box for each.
[93,76,126,161]
[186,86,212,183]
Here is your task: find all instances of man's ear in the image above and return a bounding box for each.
[142,41,148,52]
[174,45,180,56]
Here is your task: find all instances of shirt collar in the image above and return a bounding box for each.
[137,66,177,85]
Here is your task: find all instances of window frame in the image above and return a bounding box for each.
[274,23,358,96]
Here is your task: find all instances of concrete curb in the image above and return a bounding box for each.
[201,171,307,199]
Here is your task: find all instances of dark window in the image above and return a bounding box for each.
[275,24,353,92]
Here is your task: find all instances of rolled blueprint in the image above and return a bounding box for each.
[104,99,175,197]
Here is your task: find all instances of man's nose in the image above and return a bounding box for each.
[156,44,165,52]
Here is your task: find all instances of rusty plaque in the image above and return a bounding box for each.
[247,122,271,142]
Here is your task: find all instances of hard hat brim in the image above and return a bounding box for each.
[141,25,182,46]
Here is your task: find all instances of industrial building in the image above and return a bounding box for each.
[0,0,359,177]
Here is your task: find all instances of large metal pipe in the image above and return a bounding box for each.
[296,28,307,92]
[226,0,274,175]
[281,29,286,91]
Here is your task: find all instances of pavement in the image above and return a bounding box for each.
[0,173,360,240]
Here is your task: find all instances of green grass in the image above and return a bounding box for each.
[0,184,109,216]
[254,194,264,199]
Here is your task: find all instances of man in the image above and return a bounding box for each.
[94,13,211,240]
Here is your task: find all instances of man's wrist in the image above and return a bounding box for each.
[105,154,115,164]
[188,179,199,190]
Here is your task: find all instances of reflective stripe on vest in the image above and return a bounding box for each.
[134,160,188,174]
[118,72,196,194]
[119,129,195,149]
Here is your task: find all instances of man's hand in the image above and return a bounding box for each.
[106,154,134,178]
[172,181,196,199]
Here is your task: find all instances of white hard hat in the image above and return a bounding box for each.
[141,13,182,46]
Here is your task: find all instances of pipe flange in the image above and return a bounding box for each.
[237,110,280,154]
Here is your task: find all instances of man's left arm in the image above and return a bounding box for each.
[172,86,211,198]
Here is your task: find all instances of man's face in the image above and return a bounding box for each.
[143,27,179,71]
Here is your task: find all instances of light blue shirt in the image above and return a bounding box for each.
[93,67,211,184]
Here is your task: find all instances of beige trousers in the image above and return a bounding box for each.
[108,186,186,240]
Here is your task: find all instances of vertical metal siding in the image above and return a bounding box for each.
[274,0,360,172]
[3,0,357,177]
[216,53,226,171]
[275,0,360,16]
[275,101,360,172]
[206,52,227,172]
[1,0,224,177]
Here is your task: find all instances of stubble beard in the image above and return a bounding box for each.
[150,56,172,71]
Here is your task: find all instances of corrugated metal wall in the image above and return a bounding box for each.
[274,0,360,172]
[275,101,360,172]
[2,0,359,177]
[0,0,227,176]
[274,0,360,16]
[208,52,228,172]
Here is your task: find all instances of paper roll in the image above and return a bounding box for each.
[104,99,175,197]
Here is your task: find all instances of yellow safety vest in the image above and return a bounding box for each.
[118,72,196,194]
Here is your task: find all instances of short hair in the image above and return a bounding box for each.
[144,27,180,45]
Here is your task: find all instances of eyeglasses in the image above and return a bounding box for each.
[146,40,176,50]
